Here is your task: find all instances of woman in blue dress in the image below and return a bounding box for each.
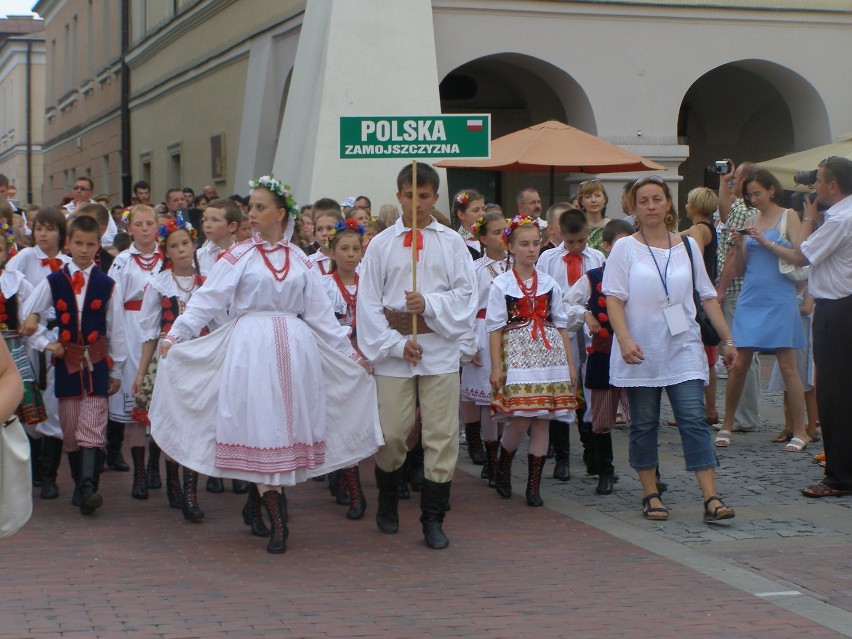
[716,169,807,451]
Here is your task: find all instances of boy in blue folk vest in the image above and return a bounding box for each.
[23,215,127,515]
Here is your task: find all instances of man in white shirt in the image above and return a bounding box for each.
[63,177,118,248]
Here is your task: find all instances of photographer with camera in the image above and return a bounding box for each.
[714,160,761,435]
[782,157,852,498]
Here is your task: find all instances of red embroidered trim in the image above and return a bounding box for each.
[214,441,327,472]
[272,316,294,441]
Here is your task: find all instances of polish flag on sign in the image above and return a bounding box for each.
[466,119,483,131]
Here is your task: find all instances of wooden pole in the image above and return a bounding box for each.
[410,159,418,343]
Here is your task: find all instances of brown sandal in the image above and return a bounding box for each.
[801,483,852,498]
[771,429,792,444]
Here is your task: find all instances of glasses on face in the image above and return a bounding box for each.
[73,185,92,191]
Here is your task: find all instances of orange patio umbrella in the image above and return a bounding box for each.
[435,120,666,204]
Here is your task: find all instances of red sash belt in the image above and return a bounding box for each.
[62,336,109,373]
[124,299,143,311]
[476,309,487,319]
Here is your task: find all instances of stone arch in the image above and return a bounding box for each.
[678,59,830,200]
[439,53,596,208]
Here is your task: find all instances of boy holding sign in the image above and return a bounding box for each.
[357,163,477,550]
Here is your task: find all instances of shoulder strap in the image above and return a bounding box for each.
[778,209,789,240]
[682,236,698,292]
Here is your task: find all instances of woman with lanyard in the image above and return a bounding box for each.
[603,176,738,522]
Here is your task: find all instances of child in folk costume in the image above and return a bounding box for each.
[151,175,382,555]
[196,198,240,275]
[22,215,127,515]
[564,220,634,495]
[132,218,209,521]
[320,219,369,520]
[107,205,163,500]
[357,163,478,550]
[7,207,70,499]
[460,211,508,487]
[536,208,605,481]
[308,207,344,276]
[487,215,577,508]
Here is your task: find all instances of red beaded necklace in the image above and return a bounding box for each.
[258,243,291,281]
[333,271,358,322]
[513,268,537,301]
[132,248,161,271]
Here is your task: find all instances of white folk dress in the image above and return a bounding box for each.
[7,246,71,438]
[460,256,507,406]
[149,237,383,486]
[107,246,163,423]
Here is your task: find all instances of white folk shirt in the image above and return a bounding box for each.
[602,236,714,388]
[308,251,332,276]
[800,194,852,300]
[24,263,127,380]
[356,217,478,377]
[196,240,234,276]
[537,243,605,300]
[63,200,119,248]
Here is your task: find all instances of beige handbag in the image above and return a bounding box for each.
[777,209,809,282]
[0,416,33,538]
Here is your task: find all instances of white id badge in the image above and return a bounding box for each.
[663,303,690,336]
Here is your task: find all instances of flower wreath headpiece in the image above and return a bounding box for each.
[248,174,299,221]
[0,221,16,253]
[157,216,197,245]
[470,214,487,238]
[454,191,470,208]
[327,219,365,246]
[502,214,539,246]
[121,207,132,224]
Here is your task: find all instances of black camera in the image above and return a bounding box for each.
[736,228,750,235]
[794,169,818,186]
[788,191,824,212]
[708,160,733,174]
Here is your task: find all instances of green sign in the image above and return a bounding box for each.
[340,115,490,159]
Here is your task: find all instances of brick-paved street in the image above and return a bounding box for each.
[3,356,850,638]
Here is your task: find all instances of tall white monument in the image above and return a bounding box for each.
[273,0,448,213]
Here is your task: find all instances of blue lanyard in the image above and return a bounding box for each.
[640,230,672,304]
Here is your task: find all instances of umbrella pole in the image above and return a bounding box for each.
[549,166,555,207]
[410,160,418,345]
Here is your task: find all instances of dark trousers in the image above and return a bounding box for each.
[813,296,852,489]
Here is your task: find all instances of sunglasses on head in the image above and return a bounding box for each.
[633,175,666,188]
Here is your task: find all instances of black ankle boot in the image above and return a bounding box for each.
[375,466,403,534]
[28,435,43,487]
[232,479,250,494]
[342,466,367,520]
[78,447,103,515]
[206,476,224,493]
[333,470,351,505]
[550,420,571,481]
[482,441,499,487]
[165,460,183,508]
[105,421,129,471]
[261,489,289,554]
[67,450,82,506]
[526,454,546,507]
[182,469,204,521]
[464,421,486,465]
[146,441,162,489]
[130,446,148,499]
[494,446,516,499]
[593,432,615,495]
[420,479,451,549]
[40,436,63,499]
[242,483,270,537]
[406,441,424,492]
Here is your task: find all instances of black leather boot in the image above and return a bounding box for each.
[526,454,546,507]
[78,447,103,515]
[482,441,499,488]
[464,421,486,465]
[406,440,424,492]
[130,446,148,500]
[146,441,162,489]
[231,479,250,494]
[578,421,597,476]
[375,466,403,534]
[206,476,224,493]
[593,432,615,495]
[494,446,516,499]
[242,483,270,537]
[67,450,82,506]
[165,460,183,509]
[28,435,43,487]
[342,466,367,520]
[40,436,63,499]
[105,420,129,471]
[420,479,451,549]
[550,420,570,481]
[182,468,204,522]
[261,489,289,554]
[332,470,350,505]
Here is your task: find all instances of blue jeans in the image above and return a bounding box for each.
[626,379,718,472]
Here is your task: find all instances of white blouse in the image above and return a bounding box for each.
[138,269,202,342]
[473,255,508,312]
[602,235,715,387]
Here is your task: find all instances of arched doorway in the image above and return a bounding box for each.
[440,54,595,212]
[677,60,829,215]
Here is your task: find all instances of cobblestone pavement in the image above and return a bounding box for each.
[2,356,850,638]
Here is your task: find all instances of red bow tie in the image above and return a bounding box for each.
[402,229,424,261]
[41,257,63,272]
[563,252,583,285]
[71,271,86,295]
